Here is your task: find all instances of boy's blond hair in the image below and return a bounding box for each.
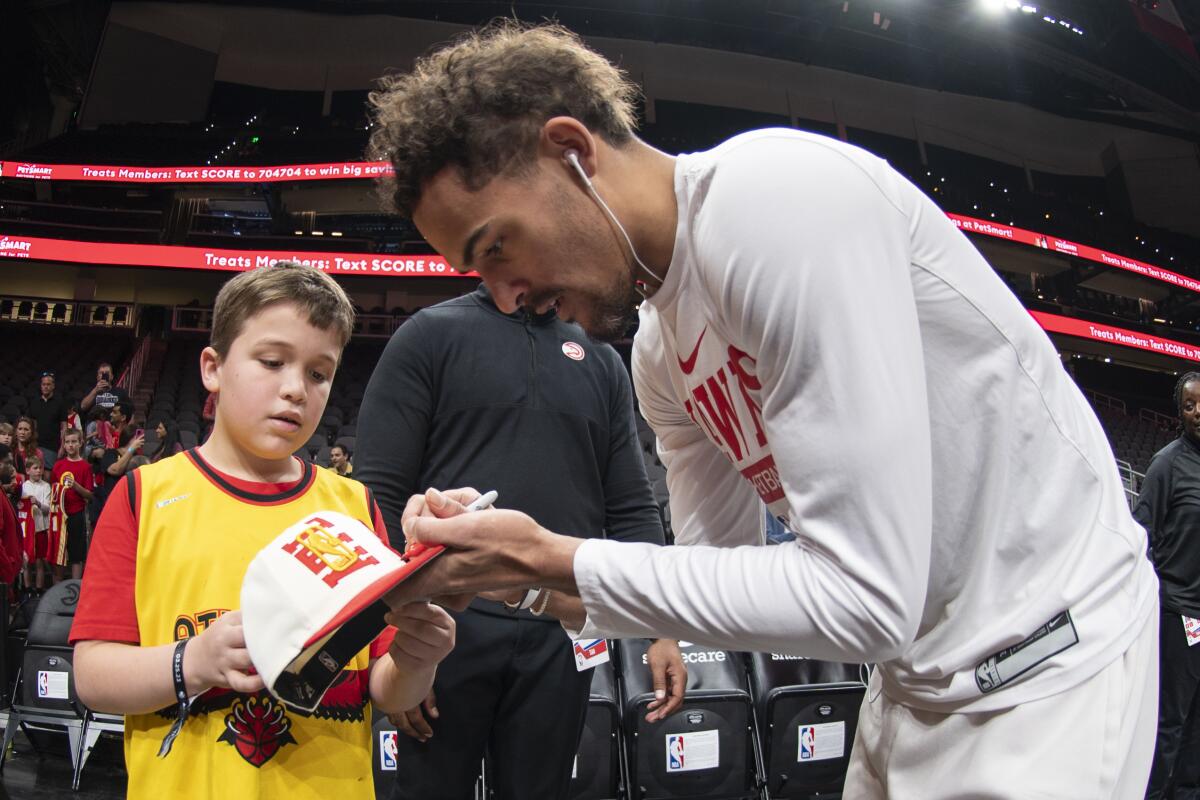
[210,262,356,356]
[0,422,11,436]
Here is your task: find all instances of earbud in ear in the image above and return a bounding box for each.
[563,149,590,185]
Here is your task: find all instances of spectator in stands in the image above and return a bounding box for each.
[30,371,67,456]
[371,24,1159,797]
[327,443,352,476]
[18,455,51,596]
[51,429,95,581]
[100,426,145,507]
[356,283,684,800]
[0,445,22,593]
[14,417,39,475]
[0,439,20,509]
[150,419,182,463]
[80,361,129,415]
[0,424,12,472]
[105,400,135,450]
[65,400,83,439]
[0,426,18,511]
[84,406,108,467]
[1135,372,1200,800]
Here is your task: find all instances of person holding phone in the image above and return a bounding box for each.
[80,361,130,415]
[100,425,145,510]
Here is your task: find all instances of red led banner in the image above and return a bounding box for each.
[0,160,393,183]
[0,234,466,277]
[948,213,1200,295]
[2,158,1194,295]
[1030,310,1200,362]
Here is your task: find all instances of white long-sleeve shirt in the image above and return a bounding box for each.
[572,129,1158,712]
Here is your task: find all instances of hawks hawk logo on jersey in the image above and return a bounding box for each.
[218,695,297,767]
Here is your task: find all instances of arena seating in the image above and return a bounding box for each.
[0,331,133,428]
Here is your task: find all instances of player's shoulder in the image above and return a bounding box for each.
[691,127,881,176]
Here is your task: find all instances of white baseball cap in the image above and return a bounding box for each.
[241,510,444,712]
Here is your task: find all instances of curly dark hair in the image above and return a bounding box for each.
[366,20,641,218]
[1173,371,1200,416]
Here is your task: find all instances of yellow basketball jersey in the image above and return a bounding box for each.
[124,450,382,800]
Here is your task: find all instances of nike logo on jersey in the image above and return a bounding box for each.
[677,326,708,375]
[155,493,191,509]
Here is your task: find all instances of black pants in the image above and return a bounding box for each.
[389,607,594,800]
[1147,608,1200,800]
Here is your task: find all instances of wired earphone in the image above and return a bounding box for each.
[563,149,665,296]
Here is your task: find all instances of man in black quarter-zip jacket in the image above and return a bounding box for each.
[1135,371,1200,800]
[356,283,686,800]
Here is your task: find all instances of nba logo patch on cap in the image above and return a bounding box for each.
[241,511,444,712]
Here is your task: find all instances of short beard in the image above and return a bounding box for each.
[582,273,641,344]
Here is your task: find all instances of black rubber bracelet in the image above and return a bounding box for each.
[157,639,190,758]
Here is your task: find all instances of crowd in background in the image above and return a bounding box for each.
[0,360,205,600]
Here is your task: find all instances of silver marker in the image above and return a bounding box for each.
[465,490,498,512]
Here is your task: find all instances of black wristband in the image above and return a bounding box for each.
[157,639,191,758]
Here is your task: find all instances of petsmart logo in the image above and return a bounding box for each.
[15,163,53,179]
[0,237,32,257]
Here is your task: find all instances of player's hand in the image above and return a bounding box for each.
[401,488,486,610]
[384,602,456,674]
[384,507,581,614]
[644,639,687,722]
[478,588,525,605]
[401,487,481,542]
[389,689,439,742]
[183,610,265,695]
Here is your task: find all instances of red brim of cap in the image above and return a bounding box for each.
[300,542,446,650]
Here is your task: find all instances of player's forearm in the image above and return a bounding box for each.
[543,590,587,631]
[74,640,180,714]
[529,530,584,595]
[368,656,436,716]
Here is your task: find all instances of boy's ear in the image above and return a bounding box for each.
[199,346,222,394]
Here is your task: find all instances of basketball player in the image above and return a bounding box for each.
[369,22,1159,797]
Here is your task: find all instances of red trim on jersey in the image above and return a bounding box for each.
[185,449,315,506]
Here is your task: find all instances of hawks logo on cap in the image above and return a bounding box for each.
[280,515,380,588]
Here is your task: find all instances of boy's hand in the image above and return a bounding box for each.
[183,610,265,695]
[389,689,439,742]
[383,602,456,674]
[129,432,145,452]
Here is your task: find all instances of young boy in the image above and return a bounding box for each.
[50,428,94,580]
[70,262,455,800]
[17,455,52,594]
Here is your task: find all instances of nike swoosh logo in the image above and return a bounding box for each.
[677,326,707,375]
